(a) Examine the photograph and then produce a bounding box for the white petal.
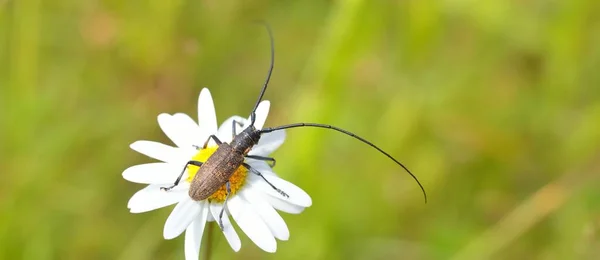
[173,113,208,147]
[247,101,270,130]
[262,195,306,214]
[248,130,285,156]
[209,202,241,251]
[228,196,277,253]
[197,88,218,139]
[130,140,186,163]
[164,197,202,239]
[216,115,247,143]
[241,189,289,241]
[184,203,209,260]
[248,175,312,207]
[158,113,200,149]
[127,184,188,213]
[122,163,182,184]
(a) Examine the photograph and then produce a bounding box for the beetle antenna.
[250,22,275,126]
[260,123,428,203]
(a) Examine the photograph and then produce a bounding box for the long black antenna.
[250,22,275,126]
[260,123,428,203]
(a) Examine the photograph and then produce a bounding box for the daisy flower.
[123,88,312,259]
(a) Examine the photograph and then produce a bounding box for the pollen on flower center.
[186,146,248,203]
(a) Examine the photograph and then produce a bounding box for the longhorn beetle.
[160,24,427,230]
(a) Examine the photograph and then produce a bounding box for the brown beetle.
[161,24,427,229]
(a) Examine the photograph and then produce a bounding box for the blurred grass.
[1,0,600,259]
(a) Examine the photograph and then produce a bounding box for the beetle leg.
[202,135,222,149]
[243,163,289,198]
[231,120,244,139]
[218,181,231,230]
[160,160,203,191]
[244,155,276,168]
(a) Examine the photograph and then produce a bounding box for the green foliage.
[1,0,600,259]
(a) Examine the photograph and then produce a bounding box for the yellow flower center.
[186,146,248,203]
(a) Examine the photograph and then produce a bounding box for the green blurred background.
[1,0,600,259]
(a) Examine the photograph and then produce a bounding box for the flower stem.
[204,222,214,260]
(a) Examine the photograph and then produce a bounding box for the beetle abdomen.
[188,143,245,201]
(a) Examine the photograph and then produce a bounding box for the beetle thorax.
[230,126,261,155]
